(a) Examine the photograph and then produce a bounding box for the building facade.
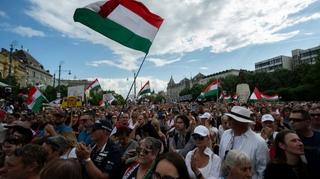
[0,48,52,88]
[166,70,240,102]
[255,55,292,72]
[166,76,191,102]
[292,45,320,68]
[60,79,92,88]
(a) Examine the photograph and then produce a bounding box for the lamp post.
[8,43,13,79]
[55,63,71,98]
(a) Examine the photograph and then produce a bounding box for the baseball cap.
[199,112,212,119]
[192,125,209,137]
[46,136,69,151]
[53,109,66,117]
[261,114,275,123]
[5,124,33,144]
[91,119,113,132]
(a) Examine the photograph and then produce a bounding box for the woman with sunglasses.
[185,125,221,179]
[122,137,162,179]
[153,152,190,179]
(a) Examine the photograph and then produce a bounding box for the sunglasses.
[136,147,153,155]
[152,172,179,179]
[192,134,205,141]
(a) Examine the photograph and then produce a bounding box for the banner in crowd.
[27,86,47,112]
[73,0,164,54]
[236,83,251,103]
[68,85,85,100]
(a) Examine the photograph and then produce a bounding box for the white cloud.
[304,32,313,36]
[86,59,138,71]
[187,59,200,63]
[148,58,181,67]
[25,0,320,70]
[0,10,7,18]
[12,26,45,37]
[88,76,168,97]
[200,67,208,70]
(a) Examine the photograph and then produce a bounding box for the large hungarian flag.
[249,87,279,101]
[138,81,151,96]
[27,86,46,112]
[86,79,101,92]
[202,80,220,97]
[73,0,164,54]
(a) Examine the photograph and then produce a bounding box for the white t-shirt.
[185,147,221,179]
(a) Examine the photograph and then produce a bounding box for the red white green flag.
[27,86,46,112]
[73,0,164,54]
[86,79,101,92]
[249,87,279,101]
[202,80,220,97]
[138,81,151,96]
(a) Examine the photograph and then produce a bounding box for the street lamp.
[8,41,18,83]
[54,62,71,98]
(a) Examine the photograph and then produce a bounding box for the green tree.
[44,86,57,101]
[221,75,239,93]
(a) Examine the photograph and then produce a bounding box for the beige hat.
[225,106,254,124]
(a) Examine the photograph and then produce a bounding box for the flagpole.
[121,53,148,109]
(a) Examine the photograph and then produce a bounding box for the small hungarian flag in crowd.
[202,80,220,97]
[138,81,151,96]
[86,79,101,92]
[27,86,46,112]
[73,0,164,54]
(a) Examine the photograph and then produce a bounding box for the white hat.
[192,125,209,137]
[261,114,274,123]
[199,112,212,119]
[225,106,254,124]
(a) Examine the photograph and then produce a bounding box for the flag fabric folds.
[202,80,220,98]
[73,0,164,54]
[86,79,101,92]
[249,87,279,101]
[138,81,151,96]
[27,86,46,112]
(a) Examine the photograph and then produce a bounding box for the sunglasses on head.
[192,134,205,141]
[136,146,152,155]
[152,172,179,179]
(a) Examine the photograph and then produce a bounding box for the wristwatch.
[85,158,91,162]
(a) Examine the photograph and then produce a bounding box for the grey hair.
[140,137,162,155]
[221,150,251,177]
[221,115,229,121]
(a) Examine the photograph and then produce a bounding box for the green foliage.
[44,86,57,101]
[178,58,320,101]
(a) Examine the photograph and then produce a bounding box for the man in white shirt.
[219,106,268,179]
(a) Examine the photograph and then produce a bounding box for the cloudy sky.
[1,0,320,97]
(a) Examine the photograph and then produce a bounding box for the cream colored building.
[0,48,52,88]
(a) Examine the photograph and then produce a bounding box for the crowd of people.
[0,100,319,179]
